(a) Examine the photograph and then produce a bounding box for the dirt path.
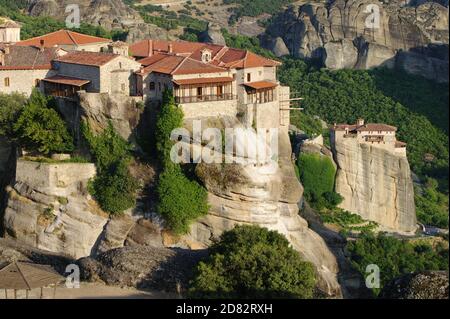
[0,282,179,299]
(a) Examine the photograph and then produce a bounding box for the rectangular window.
[149,82,155,91]
[121,83,126,91]
[247,73,251,82]
[4,77,10,87]
[35,79,40,87]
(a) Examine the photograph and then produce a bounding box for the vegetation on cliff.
[297,153,340,207]
[224,0,293,24]
[82,122,138,215]
[12,90,73,154]
[347,232,449,296]
[0,92,27,139]
[189,225,316,298]
[0,0,124,40]
[155,91,208,234]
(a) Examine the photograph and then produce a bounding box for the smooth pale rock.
[332,138,417,233]
[184,125,342,297]
[95,214,136,254]
[3,160,109,259]
[126,218,164,248]
[324,40,358,69]
[199,23,226,46]
[261,0,449,81]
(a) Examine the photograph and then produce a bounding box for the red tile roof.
[244,81,278,90]
[173,77,233,85]
[42,75,90,86]
[0,46,64,70]
[53,51,119,66]
[139,55,227,75]
[333,123,397,132]
[129,39,281,71]
[16,30,111,48]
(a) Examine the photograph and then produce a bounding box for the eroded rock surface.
[332,138,417,233]
[261,0,449,81]
[3,159,109,259]
[379,271,449,299]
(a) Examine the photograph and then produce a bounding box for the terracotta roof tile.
[42,75,90,86]
[53,51,119,66]
[16,30,111,48]
[0,45,64,70]
[244,81,278,90]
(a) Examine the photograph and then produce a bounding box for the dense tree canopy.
[278,58,449,183]
[347,232,449,296]
[0,92,27,139]
[13,90,73,154]
[189,225,316,298]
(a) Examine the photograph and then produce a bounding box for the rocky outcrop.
[3,159,109,259]
[199,22,226,46]
[261,0,449,82]
[379,271,449,299]
[332,138,417,233]
[27,0,170,41]
[78,245,207,293]
[179,118,342,297]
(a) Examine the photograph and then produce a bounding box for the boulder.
[379,271,449,299]
[199,23,226,46]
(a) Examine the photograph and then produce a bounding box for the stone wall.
[0,69,55,96]
[3,159,110,259]
[180,99,238,119]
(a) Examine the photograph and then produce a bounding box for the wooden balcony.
[175,93,236,104]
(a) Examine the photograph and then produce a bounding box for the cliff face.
[261,0,449,82]
[332,138,417,233]
[27,0,169,41]
[181,119,342,297]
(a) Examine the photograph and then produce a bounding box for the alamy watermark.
[65,4,80,29]
[364,4,380,29]
[169,120,279,167]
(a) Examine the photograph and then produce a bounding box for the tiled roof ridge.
[171,55,190,74]
[66,30,79,46]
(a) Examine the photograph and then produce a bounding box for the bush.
[82,121,138,215]
[415,177,449,228]
[156,169,209,234]
[155,90,184,170]
[13,90,73,154]
[89,160,139,215]
[189,225,316,298]
[346,232,449,296]
[0,92,27,139]
[82,121,131,172]
[297,153,336,201]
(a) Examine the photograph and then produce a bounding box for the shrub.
[346,232,449,296]
[189,225,316,298]
[89,160,139,215]
[0,92,27,139]
[297,153,336,201]
[82,121,131,172]
[13,90,73,154]
[155,90,184,170]
[415,177,449,228]
[82,121,138,215]
[157,169,208,234]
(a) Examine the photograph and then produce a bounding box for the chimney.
[148,39,153,57]
[357,118,364,126]
[168,43,173,54]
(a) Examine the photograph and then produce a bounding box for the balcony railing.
[175,93,236,104]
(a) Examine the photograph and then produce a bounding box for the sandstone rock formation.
[3,159,109,259]
[331,137,417,233]
[379,271,449,299]
[27,0,170,41]
[199,22,226,46]
[178,117,342,297]
[78,245,207,292]
[261,0,449,81]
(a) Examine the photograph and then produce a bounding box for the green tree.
[0,92,27,139]
[89,160,139,215]
[155,90,184,170]
[82,121,138,215]
[13,90,73,154]
[297,153,336,202]
[189,225,316,298]
[346,231,449,296]
[156,169,208,234]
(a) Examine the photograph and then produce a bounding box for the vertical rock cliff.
[332,138,417,233]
